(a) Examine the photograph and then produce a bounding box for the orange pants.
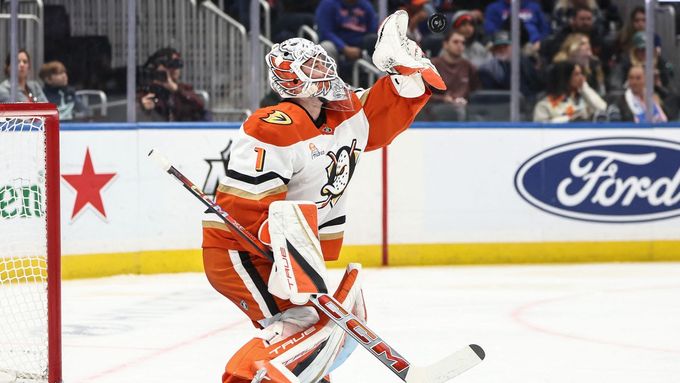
[203,247,299,327]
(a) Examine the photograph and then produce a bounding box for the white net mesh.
[0,116,49,382]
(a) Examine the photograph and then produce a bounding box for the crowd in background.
[0,47,208,122]
[1,0,678,123]
[226,0,679,123]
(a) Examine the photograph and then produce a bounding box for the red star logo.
[62,148,116,219]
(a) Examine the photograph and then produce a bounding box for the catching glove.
[372,10,446,91]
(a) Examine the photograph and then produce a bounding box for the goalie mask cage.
[0,104,61,383]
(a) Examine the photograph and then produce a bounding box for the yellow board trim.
[50,240,680,280]
[61,249,204,280]
[384,241,680,266]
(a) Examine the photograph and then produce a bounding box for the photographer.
[137,47,208,121]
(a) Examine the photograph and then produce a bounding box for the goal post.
[0,103,61,383]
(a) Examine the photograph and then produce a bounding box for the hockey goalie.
[201,10,444,383]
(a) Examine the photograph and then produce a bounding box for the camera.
[137,66,168,93]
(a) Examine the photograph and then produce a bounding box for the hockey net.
[0,104,61,383]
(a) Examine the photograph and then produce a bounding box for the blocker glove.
[372,10,446,91]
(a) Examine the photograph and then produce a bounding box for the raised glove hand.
[372,10,446,90]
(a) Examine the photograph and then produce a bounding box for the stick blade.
[404,344,485,383]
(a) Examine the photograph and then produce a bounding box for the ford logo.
[514,137,680,223]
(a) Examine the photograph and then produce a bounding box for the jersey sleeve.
[361,75,431,152]
[202,128,294,254]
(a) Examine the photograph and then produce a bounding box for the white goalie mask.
[266,38,352,108]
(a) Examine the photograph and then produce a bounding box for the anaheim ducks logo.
[318,139,360,208]
[261,110,292,125]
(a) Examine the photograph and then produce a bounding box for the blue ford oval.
[514,137,680,223]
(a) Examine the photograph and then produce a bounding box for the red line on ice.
[511,284,680,354]
[75,319,243,382]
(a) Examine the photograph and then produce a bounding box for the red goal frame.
[0,103,62,383]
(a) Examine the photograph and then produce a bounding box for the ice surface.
[62,263,680,382]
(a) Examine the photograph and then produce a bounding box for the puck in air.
[427,13,447,34]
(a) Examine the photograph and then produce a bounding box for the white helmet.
[266,38,349,102]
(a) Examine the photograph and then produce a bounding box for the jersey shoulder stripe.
[244,102,320,147]
[227,168,290,185]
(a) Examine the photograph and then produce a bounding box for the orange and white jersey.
[202,75,430,261]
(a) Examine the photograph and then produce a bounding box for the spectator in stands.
[427,30,480,120]
[451,10,490,68]
[616,6,661,58]
[477,31,511,90]
[613,65,668,123]
[484,0,551,56]
[316,0,378,63]
[39,61,89,121]
[137,48,208,122]
[541,6,605,64]
[551,0,607,34]
[0,49,47,103]
[552,33,605,95]
[607,32,674,99]
[533,61,606,122]
[477,30,543,98]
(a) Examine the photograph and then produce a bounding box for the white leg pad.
[268,201,329,305]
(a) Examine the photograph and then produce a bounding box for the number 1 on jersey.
[254,147,266,172]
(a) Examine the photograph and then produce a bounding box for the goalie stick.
[148,149,485,382]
